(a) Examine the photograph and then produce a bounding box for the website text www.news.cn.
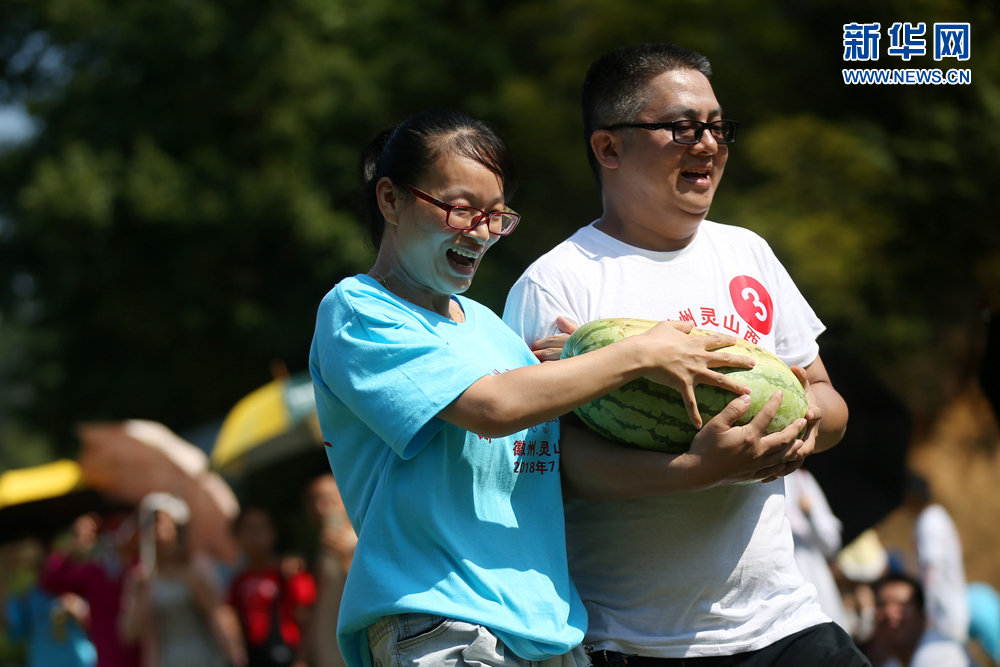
[842,68,972,85]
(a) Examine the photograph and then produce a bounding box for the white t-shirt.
[502,220,830,658]
[916,504,969,642]
[784,469,850,631]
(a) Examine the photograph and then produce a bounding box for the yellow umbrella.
[0,460,105,542]
[211,372,322,476]
[0,460,84,509]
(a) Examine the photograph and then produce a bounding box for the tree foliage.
[0,0,997,461]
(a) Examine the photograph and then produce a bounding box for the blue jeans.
[367,614,587,667]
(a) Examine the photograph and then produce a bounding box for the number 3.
[741,287,768,322]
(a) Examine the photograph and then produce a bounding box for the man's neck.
[595,206,702,252]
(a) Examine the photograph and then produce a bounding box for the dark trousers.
[588,623,872,667]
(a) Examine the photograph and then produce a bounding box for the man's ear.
[375,177,401,226]
[590,130,623,171]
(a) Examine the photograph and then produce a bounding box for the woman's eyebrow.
[441,188,504,208]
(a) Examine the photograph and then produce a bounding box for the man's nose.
[691,128,720,154]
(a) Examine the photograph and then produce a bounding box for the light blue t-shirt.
[5,588,98,667]
[309,275,586,667]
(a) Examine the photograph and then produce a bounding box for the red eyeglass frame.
[403,183,520,236]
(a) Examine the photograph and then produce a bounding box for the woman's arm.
[439,320,754,438]
[119,570,146,643]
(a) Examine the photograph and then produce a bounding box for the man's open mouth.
[681,167,711,184]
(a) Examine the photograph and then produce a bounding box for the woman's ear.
[590,130,622,170]
[375,177,401,227]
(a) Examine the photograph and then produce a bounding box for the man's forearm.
[812,380,848,452]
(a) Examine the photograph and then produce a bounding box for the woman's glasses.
[404,184,520,236]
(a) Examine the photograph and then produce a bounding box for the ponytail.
[358,126,397,249]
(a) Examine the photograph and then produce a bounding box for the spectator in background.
[904,472,969,642]
[302,474,354,667]
[874,574,968,667]
[40,513,140,667]
[967,581,1000,666]
[230,507,317,667]
[785,467,850,631]
[837,529,891,647]
[119,496,245,667]
[1,537,97,667]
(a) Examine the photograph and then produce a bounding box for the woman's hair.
[358,109,517,248]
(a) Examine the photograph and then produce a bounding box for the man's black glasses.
[603,119,739,145]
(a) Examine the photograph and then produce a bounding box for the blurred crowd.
[786,468,999,667]
[3,466,999,667]
[0,474,356,667]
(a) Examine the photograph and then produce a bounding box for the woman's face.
[385,153,505,299]
[153,511,179,550]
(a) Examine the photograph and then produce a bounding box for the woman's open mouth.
[447,247,479,272]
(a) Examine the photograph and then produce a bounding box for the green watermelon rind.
[561,318,809,454]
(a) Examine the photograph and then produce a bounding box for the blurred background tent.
[0,0,997,579]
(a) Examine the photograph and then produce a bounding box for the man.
[903,473,968,643]
[503,43,861,664]
[874,575,969,667]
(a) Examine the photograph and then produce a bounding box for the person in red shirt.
[230,507,317,667]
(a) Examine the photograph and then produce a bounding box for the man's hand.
[530,316,579,362]
[686,390,808,489]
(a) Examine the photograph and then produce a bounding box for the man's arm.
[560,391,808,500]
[799,354,849,453]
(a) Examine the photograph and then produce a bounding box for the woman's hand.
[530,317,579,362]
[636,321,755,428]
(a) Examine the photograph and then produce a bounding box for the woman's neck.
[368,264,459,321]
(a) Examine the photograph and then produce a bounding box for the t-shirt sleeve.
[759,240,825,368]
[313,291,494,459]
[503,275,578,347]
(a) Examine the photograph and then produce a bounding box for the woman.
[120,498,245,667]
[309,109,779,667]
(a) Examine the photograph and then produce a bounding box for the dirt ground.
[877,383,1000,589]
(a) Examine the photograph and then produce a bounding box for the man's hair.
[581,43,712,182]
[874,573,926,612]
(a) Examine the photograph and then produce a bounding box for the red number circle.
[729,275,773,335]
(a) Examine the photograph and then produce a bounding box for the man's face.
[616,68,728,223]
[875,580,925,651]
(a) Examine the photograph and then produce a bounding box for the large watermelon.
[561,318,808,454]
